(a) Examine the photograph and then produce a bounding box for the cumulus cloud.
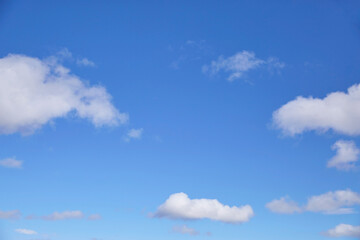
[305,190,360,214]
[0,210,21,219]
[76,58,95,67]
[153,192,254,224]
[202,50,284,82]
[324,224,360,238]
[273,83,360,136]
[15,229,37,235]
[0,157,23,169]
[0,54,128,135]
[265,197,302,214]
[267,190,360,215]
[172,225,199,236]
[42,211,84,221]
[328,140,360,170]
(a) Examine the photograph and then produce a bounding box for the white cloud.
[265,197,302,214]
[325,224,360,238]
[0,157,22,169]
[172,225,199,236]
[77,58,95,67]
[15,229,37,235]
[0,210,21,219]
[42,210,84,221]
[124,128,143,141]
[305,190,360,214]
[88,214,102,220]
[0,54,128,135]
[267,190,360,215]
[153,192,254,224]
[273,83,360,136]
[202,50,284,82]
[328,140,360,170]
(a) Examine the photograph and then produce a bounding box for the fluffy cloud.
[305,190,360,214]
[0,157,23,169]
[153,192,254,224]
[172,225,199,236]
[265,197,302,214]
[15,229,37,235]
[273,83,360,136]
[202,50,284,82]
[0,54,128,135]
[324,224,360,238]
[42,210,84,221]
[267,190,360,215]
[328,140,360,170]
[0,210,21,219]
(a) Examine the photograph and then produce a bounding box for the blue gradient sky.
[0,1,360,240]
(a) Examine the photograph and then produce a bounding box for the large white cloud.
[273,83,360,136]
[305,190,360,214]
[325,224,360,238]
[0,54,128,135]
[153,192,254,224]
[267,190,360,215]
[328,140,360,170]
[202,51,284,82]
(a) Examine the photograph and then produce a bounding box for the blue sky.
[0,0,360,239]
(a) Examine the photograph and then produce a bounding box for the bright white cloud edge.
[0,53,128,135]
[273,83,360,136]
[154,192,254,224]
[324,224,360,238]
[328,140,359,170]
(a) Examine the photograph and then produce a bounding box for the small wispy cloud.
[202,50,284,82]
[0,210,21,220]
[77,58,95,67]
[172,225,199,236]
[88,214,102,220]
[15,229,37,235]
[124,128,144,141]
[42,211,84,221]
[0,157,23,169]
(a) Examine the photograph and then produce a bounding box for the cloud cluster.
[0,157,23,169]
[328,140,359,170]
[267,190,360,215]
[202,50,284,81]
[0,54,128,135]
[273,83,360,136]
[154,192,254,224]
[324,224,360,238]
